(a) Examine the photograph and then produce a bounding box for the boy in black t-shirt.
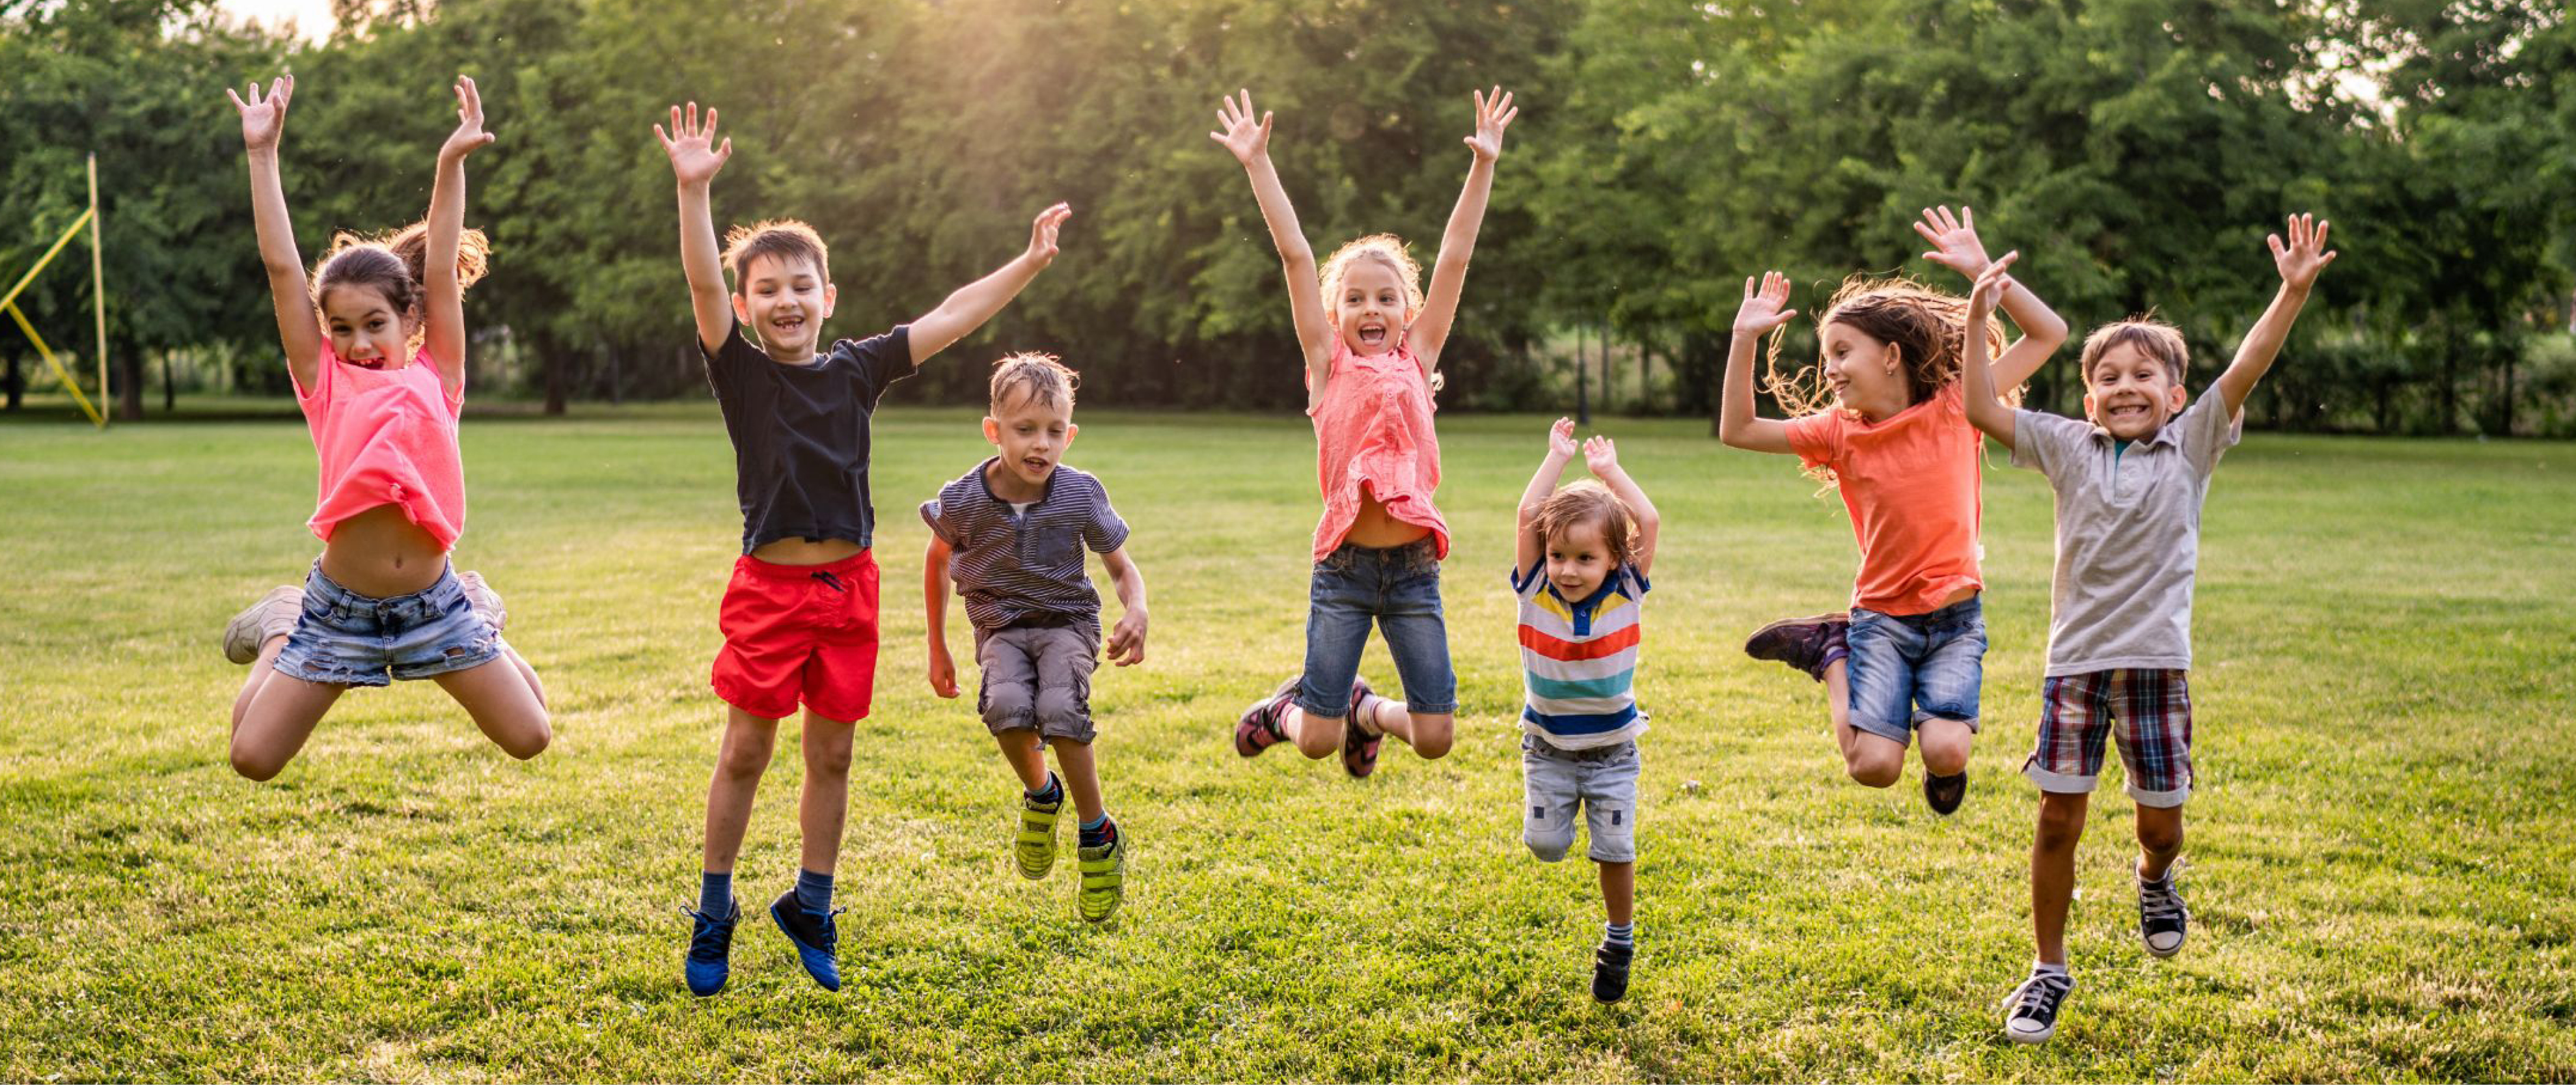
[656,102,1070,997]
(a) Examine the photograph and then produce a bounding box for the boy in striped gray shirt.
[924,353,1148,923]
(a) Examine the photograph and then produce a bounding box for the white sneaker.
[455,570,508,632]
[221,585,304,665]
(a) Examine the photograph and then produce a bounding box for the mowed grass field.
[2,401,2572,1082]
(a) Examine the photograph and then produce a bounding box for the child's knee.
[2035,795,2088,849]
[1292,715,1339,760]
[2135,814,2184,856]
[228,743,284,782]
[1844,748,1903,788]
[500,717,551,760]
[1409,713,1455,760]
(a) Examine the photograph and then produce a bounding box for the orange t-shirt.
[1782,381,1982,616]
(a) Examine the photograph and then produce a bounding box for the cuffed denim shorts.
[1522,735,1639,864]
[273,562,504,687]
[1844,596,1986,745]
[1297,538,1457,717]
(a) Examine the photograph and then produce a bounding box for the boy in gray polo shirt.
[1960,216,2337,1043]
[924,353,1148,924]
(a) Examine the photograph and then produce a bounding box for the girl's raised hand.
[1966,250,2019,331]
[1582,434,1620,474]
[1913,204,1993,279]
[439,75,496,162]
[226,76,293,152]
[1026,202,1073,268]
[2269,213,2337,292]
[655,102,732,186]
[1464,86,1518,162]
[1209,90,1272,165]
[1733,271,1798,337]
[1548,416,1578,460]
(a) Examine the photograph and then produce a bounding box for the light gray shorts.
[975,620,1100,743]
[1521,734,1639,864]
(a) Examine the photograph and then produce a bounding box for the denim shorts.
[1844,596,1986,745]
[273,562,504,687]
[1297,538,1457,717]
[1522,735,1639,864]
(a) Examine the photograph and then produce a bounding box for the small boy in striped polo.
[1512,418,1661,1003]
[924,353,1149,923]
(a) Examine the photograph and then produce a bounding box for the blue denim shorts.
[273,562,504,687]
[1844,596,1986,745]
[1298,539,1457,717]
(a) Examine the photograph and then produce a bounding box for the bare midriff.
[1935,585,1979,610]
[750,536,866,566]
[318,504,448,597]
[1341,484,1432,550]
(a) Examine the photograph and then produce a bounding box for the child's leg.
[1599,860,1635,926]
[2031,790,2090,964]
[1836,611,1917,787]
[798,709,857,877]
[994,732,1050,791]
[981,629,1048,787]
[2109,668,2194,881]
[230,634,292,734]
[1910,603,1988,778]
[1824,657,1904,786]
[2135,803,2184,881]
[230,653,346,781]
[1282,564,1374,760]
[1048,737,1106,825]
[1373,552,1457,760]
[701,706,779,874]
[432,655,551,760]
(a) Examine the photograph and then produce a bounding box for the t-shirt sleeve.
[1623,565,1652,599]
[2010,409,2084,476]
[920,497,960,547]
[831,325,916,408]
[2179,391,2245,477]
[1783,410,1844,471]
[1082,480,1131,554]
[699,318,761,401]
[1509,560,1547,597]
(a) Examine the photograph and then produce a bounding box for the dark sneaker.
[1339,678,1382,778]
[1744,612,1849,682]
[2001,968,2073,1044]
[681,900,738,997]
[1235,676,1299,758]
[769,889,845,991]
[1923,770,1968,816]
[1591,941,1633,1003]
[221,584,304,665]
[2138,872,2188,957]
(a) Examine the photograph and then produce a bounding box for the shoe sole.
[1999,989,2058,1044]
[1742,612,1844,661]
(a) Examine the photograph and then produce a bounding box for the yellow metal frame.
[1,155,107,427]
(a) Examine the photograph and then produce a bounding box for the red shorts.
[711,549,879,722]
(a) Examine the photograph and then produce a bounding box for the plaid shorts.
[2023,669,2193,807]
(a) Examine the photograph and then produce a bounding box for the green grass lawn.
[2,403,2571,1081]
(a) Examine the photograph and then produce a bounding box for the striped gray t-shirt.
[921,460,1130,632]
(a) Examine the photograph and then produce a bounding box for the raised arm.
[2213,213,2336,419]
[424,76,496,392]
[1913,205,2068,389]
[226,77,320,389]
[1211,90,1334,376]
[925,534,959,698]
[1101,547,1149,667]
[1959,252,2021,450]
[1410,87,1518,370]
[1516,418,1579,575]
[1582,435,1661,578]
[656,102,737,355]
[1719,272,1800,455]
[906,202,1069,366]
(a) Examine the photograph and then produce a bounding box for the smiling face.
[1818,319,1911,420]
[981,385,1077,499]
[2083,342,2189,440]
[1544,517,1617,599]
[1330,258,1410,357]
[320,284,414,368]
[731,253,837,361]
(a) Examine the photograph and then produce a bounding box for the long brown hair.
[310,221,490,348]
[1764,274,2017,486]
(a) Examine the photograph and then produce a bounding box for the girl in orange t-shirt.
[1718,208,2067,816]
[1209,87,1516,778]
[216,76,549,782]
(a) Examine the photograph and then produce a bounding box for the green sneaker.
[1016,775,1062,880]
[1076,822,1125,924]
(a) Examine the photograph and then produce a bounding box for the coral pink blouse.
[292,343,468,551]
[1307,338,1449,564]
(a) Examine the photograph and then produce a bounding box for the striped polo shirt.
[921,460,1129,633]
[1514,562,1651,750]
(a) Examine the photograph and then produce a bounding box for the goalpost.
[0,154,108,428]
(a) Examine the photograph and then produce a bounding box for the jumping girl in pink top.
[1214,87,1516,778]
[217,75,550,780]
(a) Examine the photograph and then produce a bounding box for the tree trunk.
[541,333,568,416]
[5,350,20,411]
[115,346,142,422]
[1575,325,1589,426]
[163,350,175,413]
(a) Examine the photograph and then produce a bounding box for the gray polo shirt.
[921,460,1130,633]
[2010,393,2242,676]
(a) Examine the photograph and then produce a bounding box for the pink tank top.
[1306,338,1448,563]
[292,343,467,551]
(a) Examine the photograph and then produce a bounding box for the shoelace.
[2015,974,2071,1017]
[2140,879,2185,924]
[681,905,732,959]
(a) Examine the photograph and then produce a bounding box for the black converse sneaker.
[2138,870,2189,957]
[2001,968,2073,1044]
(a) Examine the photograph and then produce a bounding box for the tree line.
[5,0,2571,433]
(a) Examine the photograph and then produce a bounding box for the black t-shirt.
[702,320,914,553]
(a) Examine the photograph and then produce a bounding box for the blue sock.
[1027,773,1063,806]
[794,868,833,913]
[698,871,733,917]
[1079,813,1112,847]
[1605,921,1634,948]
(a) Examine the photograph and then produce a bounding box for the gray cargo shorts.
[976,620,1100,743]
[1521,734,1639,864]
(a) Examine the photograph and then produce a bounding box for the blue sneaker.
[769,888,845,991]
[681,901,737,997]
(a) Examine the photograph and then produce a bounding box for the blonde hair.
[2079,316,2190,384]
[310,222,489,349]
[1317,234,1443,392]
[721,219,829,294]
[989,351,1078,412]
[1765,273,2018,486]
[1533,480,1638,568]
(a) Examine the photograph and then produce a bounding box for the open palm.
[1913,205,1992,279]
[1734,271,1798,336]
[1209,90,1272,165]
[1464,86,1518,161]
[655,102,732,185]
[226,77,292,152]
[439,76,495,161]
[2269,213,2337,291]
